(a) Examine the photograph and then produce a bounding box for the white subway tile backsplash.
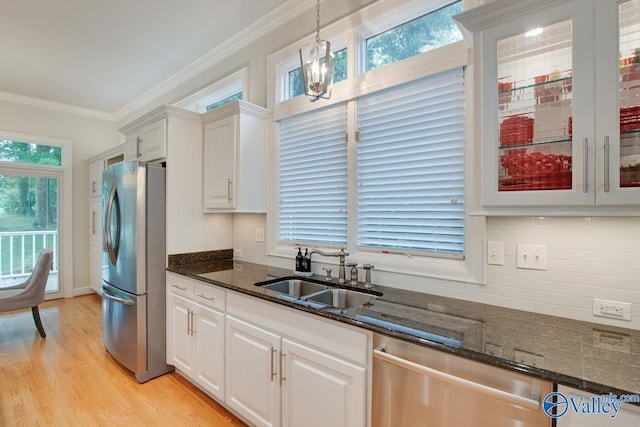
[486,216,640,330]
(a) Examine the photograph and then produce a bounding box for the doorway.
[0,135,72,300]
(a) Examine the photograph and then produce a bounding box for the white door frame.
[0,130,73,299]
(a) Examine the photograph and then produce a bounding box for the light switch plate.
[487,241,504,265]
[516,244,547,270]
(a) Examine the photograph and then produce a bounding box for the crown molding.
[0,90,116,122]
[114,0,316,122]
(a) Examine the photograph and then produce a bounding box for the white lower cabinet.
[226,315,281,427]
[281,338,366,427]
[166,274,225,401]
[166,273,370,427]
[225,292,369,427]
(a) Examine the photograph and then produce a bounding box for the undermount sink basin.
[255,277,380,310]
[305,288,377,309]
[258,279,329,298]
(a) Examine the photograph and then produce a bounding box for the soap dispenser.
[295,248,303,272]
[301,248,310,272]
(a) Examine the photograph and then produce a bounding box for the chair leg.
[31,306,46,338]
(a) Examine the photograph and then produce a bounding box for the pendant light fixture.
[299,0,336,102]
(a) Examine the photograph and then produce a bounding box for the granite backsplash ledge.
[167,249,233,267]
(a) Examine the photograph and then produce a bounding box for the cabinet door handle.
[603,136,610,193]
[190,311,196,337]
[196,292,215,301]
[92,180,97,194]
[227,178,233,203]
[92,210,97,234]
[583,138,588,193]
[270,347,277,382]
[279,352,286,386]
[186,309,191,336]
[136,136,142,158]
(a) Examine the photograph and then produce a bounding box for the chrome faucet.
[308,248,350,284]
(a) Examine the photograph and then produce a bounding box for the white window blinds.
[278,104,348,244]
[357,67,466,257]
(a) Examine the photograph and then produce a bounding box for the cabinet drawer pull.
[583,138,588,193]
[270,347,277,382]
[227,178,233,203]
[279,352,286,386]
[603,136,610,193]
[171,284,187,291]
[196,292,215,301]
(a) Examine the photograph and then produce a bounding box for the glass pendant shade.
[300,40,336,102]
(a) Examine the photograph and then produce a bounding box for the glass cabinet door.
[619,0,640,189]
[496,20,573,192]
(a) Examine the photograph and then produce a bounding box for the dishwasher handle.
[373,348,540,411]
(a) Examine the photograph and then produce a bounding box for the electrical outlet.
[593,298,632,321]
[516,244,547,270]
[255,228,265,242]
[592,330,631,353]
[234,248,243,258]
[487,241,504,265]
[514,349,544,368]
[485,343,502,357]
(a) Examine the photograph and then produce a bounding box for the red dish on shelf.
[620,106,640,132]
[499,150,572,191]
[499,115,534,146]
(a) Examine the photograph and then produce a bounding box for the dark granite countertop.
[167,259,640,401]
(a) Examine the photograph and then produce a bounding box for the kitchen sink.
[255,277,380,310]
[305,288,377,309]
[259,279,329,298]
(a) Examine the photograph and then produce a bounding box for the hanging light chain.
[315,0,321,44]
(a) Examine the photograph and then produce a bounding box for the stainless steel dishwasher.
[372,333,552,427]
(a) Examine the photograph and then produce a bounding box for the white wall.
[0,99,119,295]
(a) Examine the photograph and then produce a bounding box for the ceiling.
[0,0,290,115]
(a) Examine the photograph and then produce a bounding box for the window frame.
[266,0,484,285]
[173,67,248,113]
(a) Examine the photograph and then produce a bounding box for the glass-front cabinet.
[457,0,640,209]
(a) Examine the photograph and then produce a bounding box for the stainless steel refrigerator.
[101,161,172,383]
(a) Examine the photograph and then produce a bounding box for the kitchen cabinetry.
[456,0,640,211]
[88,160,103,197]
[202,100,270,212]
[86,145,124,294]
[166,273,226,401]
[555,385,640,426]
[225,292,368,427]
[124,118,167,162]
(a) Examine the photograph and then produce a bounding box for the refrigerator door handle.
[102,289,135,306]
[104,184,121,265]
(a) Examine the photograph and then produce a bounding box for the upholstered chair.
[0,249,54,338]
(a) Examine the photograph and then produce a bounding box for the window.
[366,1,463,71]
[205,91,243,111]
[278,104,348,244]
[357,68,465,256]
[174,67,248,113]
[287,48,348,99]
[0,139,62,166]
[268,0,477,280]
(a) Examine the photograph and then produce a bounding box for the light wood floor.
[0,294,246,426]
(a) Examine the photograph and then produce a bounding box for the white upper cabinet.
[456,0,640,212]
[120,106,201,164]
[124,118,167,163]
[202,100,270,213]
[88,160,104,197]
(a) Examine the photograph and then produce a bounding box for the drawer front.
[166,273,195,299]
[195,282,225,311]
